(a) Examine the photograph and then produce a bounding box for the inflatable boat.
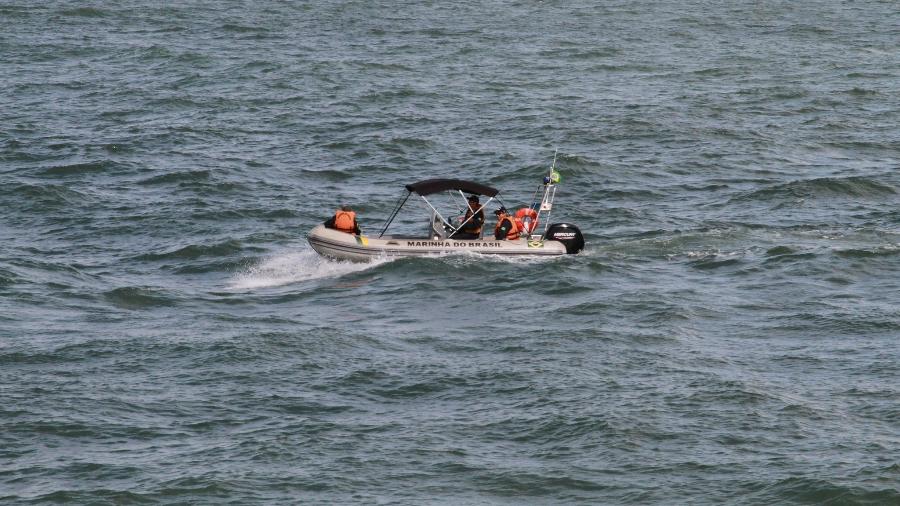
[308,162,584,262]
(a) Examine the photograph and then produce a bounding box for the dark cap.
[340,204,352,211]
[494,206,507,215]
[467,194,479,201]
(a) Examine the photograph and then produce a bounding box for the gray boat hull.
[307,225,567,262]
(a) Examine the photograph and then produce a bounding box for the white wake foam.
[440,249,568,266]
[227,249,390,290]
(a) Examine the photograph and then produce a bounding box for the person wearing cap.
[493,207,520,241]
[452,194,485,239]
[324,204,362,235]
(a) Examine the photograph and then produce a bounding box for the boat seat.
[429,214,445,240]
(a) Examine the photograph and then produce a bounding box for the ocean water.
[2,1,899,504]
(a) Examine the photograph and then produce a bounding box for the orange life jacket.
[334,210,356,233]
[495,213,520,241]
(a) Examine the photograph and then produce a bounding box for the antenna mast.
[536,149,560,238]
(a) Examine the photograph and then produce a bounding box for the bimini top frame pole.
[417,194,452,232]
[378,191,411,238]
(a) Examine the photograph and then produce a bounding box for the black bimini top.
[405,178,499,197]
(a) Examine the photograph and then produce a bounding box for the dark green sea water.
[2,1,899,504]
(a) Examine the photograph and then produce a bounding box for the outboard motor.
[544,223,585,254]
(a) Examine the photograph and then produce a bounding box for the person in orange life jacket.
[453,194,485,239]
[324,204,361,234]
[493,207,520,240]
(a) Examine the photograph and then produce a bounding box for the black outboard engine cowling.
[544,223,585,254]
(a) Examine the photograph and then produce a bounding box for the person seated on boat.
[493,207,520,241]
[452,194,485,239]
[324,205,361,235]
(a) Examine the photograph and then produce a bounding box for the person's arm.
[324,216,336,229]
[473,211,484,228]
[495,218,512,240]
[462,212,483,233]
[353,219,362,235]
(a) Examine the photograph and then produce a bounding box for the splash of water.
[227,249,390,290]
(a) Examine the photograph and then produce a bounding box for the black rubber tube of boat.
[379,191,411,237]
